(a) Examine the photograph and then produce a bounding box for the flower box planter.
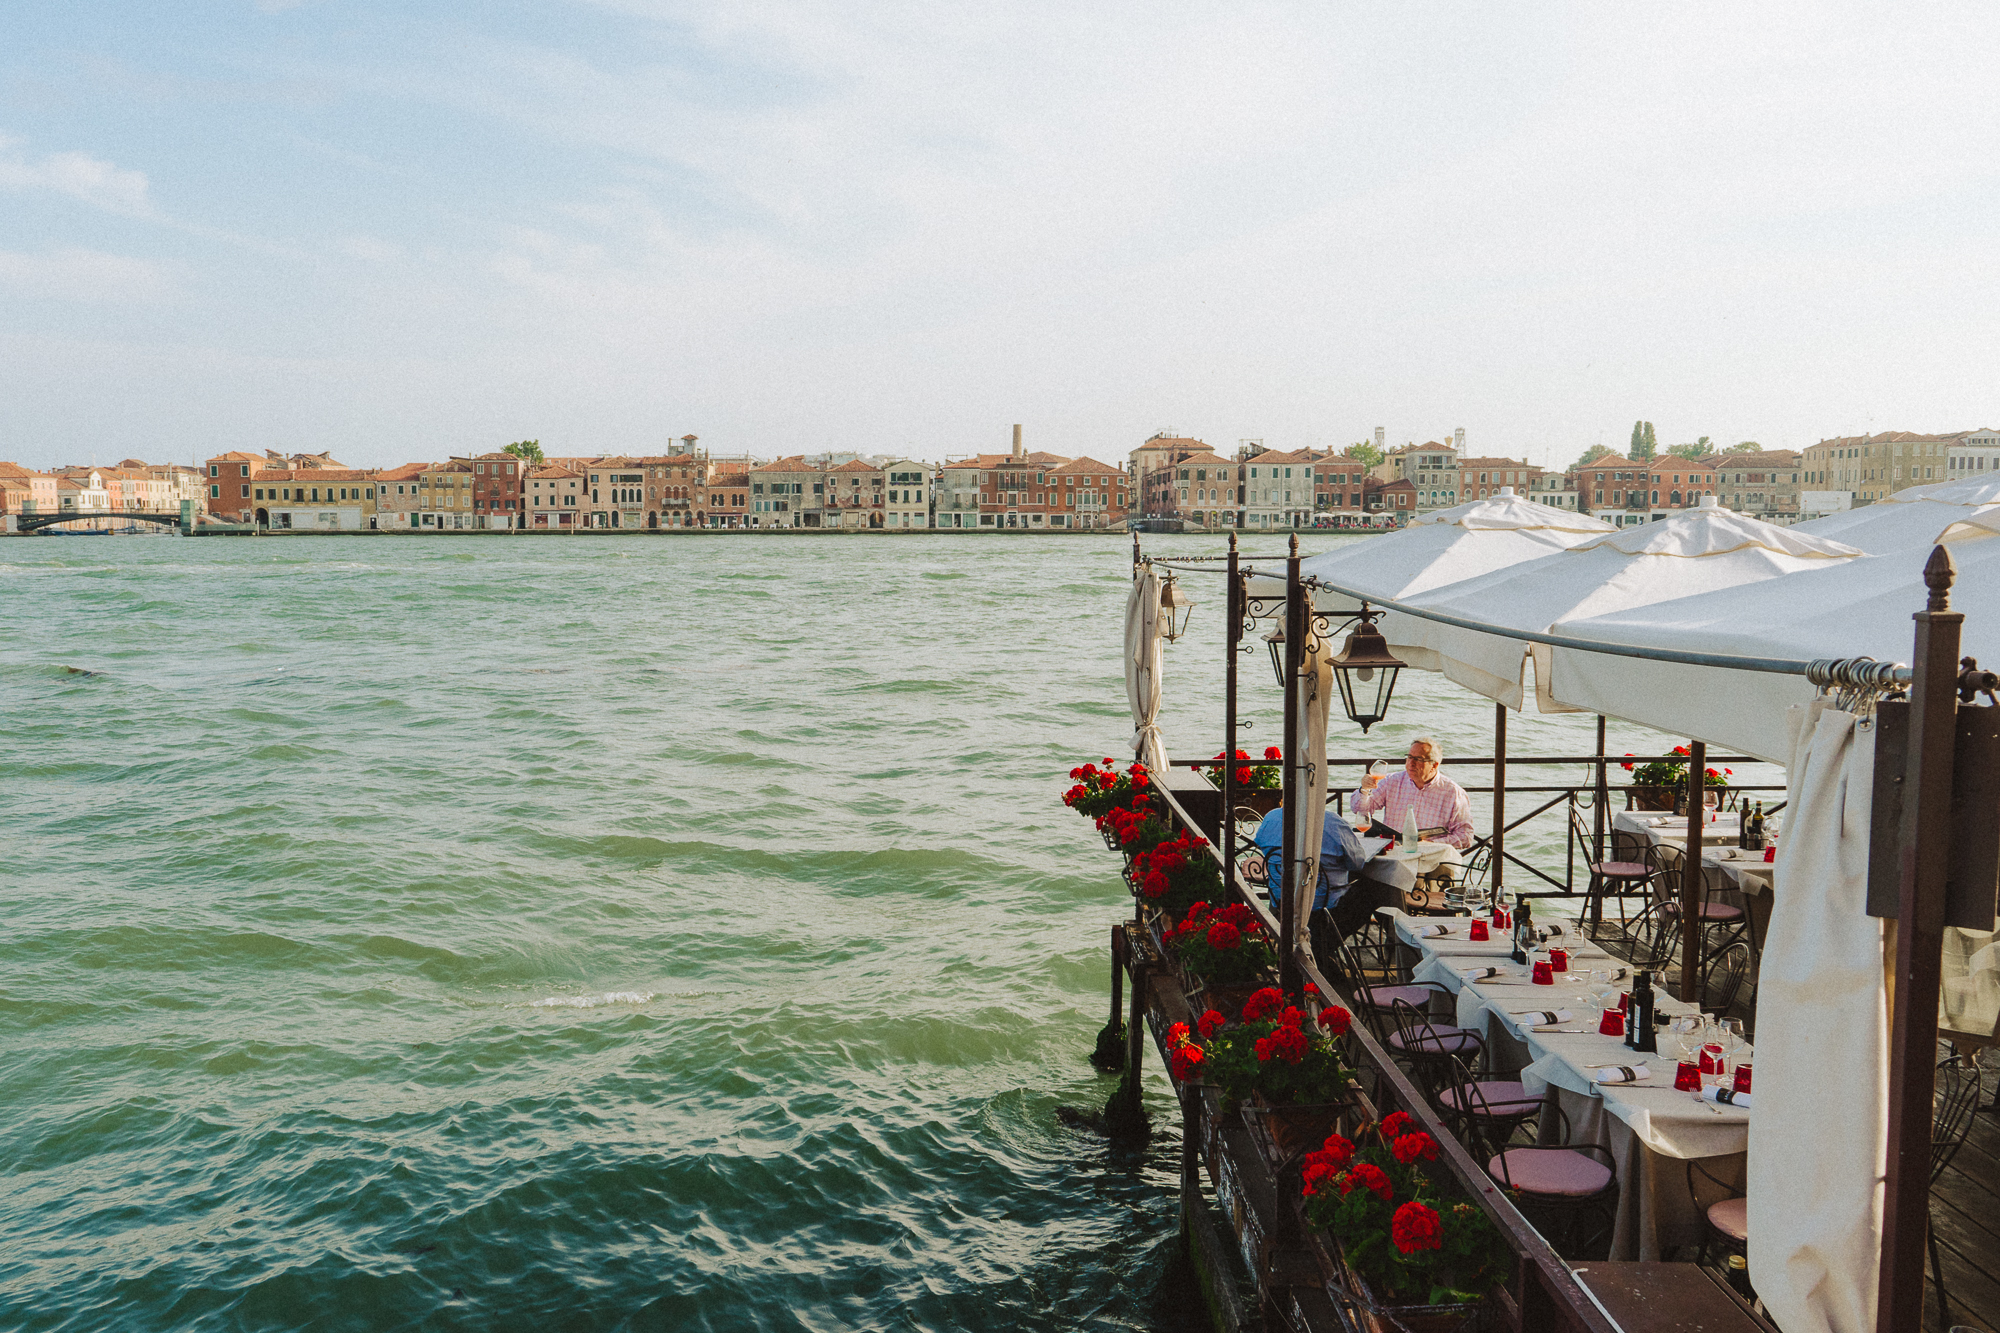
[1629,785,1678,812]
[1251,1094,1350,1156]
[1329,1241,1484,1333]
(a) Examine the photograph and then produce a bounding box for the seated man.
[1251,806,1381,962]
[1351,736,1475,850]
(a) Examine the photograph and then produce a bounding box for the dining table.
[1380,907,1750,1261]
[1611,810,1778,950]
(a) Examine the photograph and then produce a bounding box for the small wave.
[528,991,658,1009]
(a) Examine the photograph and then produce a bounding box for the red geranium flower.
[1141,869,1168,897]
[1206,921,1241,950]
[1234,749,1249,760]
[1301,1159,1339,1196]
[1196,1009,1226,1039]
[1341,1162,1394,1201]
[1258,1025,1309,1065]
[1236,767,1253,784]
[1309,1133,1356,1171]
[1316,1005,1352,1036]
[1165,1021,1191,1047]
[1390,1131,1439,1164]
[1241,987,1284,1022]
[1264,746,1281,760]
[1391,1200,1444,1254]
[1170,1044,1205,1082]
[1379,1111,1415,1139]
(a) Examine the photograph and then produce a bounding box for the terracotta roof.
[529,465,579,478]
[1712,451,1800,467]
[1454,457,1539,471]
[751,455,815,472]
[828,458,881,473]
[0,462,46,479]
[378,462,428,480]
[1051,456,1123,474]
[208,451,263,462]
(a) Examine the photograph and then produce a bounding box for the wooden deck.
[1929,1052,2000,1333]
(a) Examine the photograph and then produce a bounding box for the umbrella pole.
[1224,534,1238,892]
[1492,703,1507,899]
[1280,536,1302,997]
[1679,740,1706,1002]
[1876,546,1962,1333]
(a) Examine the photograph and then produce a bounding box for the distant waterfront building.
[374,462,428,529]
[1800,431,1959,507]
[1373,439,1462,511]
[1711,450,1802,520]
[1312,455,1371,515]
[204,451,380,529]
[412,459,475,530]
[1131,432,1215,525]
[749,456,817,529]
[1239,448,1317,529]
[880,458,930,529]
[1455,457,1544,503]
[0,462,61,522]
[706,470,750,527]
[1049,456,1127,529]
[526,464,583,528]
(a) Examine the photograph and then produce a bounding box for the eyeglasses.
[1405,753,1438,766]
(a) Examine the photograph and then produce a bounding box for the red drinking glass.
[1733,1063,1752,1094]
[1674,1061,1703,1092]
[1549,948,1569,972]
[1699,1043,1725,1076]
[1531,961,1554,985]
[1469,920,1489,941]
[1598,1008,1624,1037]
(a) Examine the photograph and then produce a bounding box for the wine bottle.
[1401,805,1421,850]
[1625,970,1658,1053]
[1510,895,1534,965]
[1750,802,1767,851]
[1737,802,1750,850]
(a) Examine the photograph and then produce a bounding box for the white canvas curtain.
[1125,567,1170,775]
[1748,701,1887,1333]
[1288,626,1335,947]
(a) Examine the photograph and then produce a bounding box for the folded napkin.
[1702,1086,1752,1108]
[1409,924,1453,939]
[1516,1009,1575,1025]
[1594,1064,1653,1084]
[1460,966,1500,980]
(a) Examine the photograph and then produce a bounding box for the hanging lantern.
[1329,613,1404,733]
[1158,576,1196,642]
[1263,624,1287,689]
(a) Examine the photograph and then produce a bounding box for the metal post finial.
[1228,530,1237,552]
[1288,532,1299,557]
[1924,545,1955,612]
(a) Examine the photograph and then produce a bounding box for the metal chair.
[1702,942,1754,1022]
[1328,932,1448,1048]
[1485,1105,1619,1259]
[1433,1053,1543,1163]
[1930,1050,1985,1326]
[1684,1157,1747,1269]
[1569,805,1656,935]
[1385,997,1487,1100]
[1633,844,1752,973]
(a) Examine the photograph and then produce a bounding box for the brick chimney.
[1012,424,1024,460]
[1453,427,1465,452]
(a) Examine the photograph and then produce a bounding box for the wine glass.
[1720,1017,1748,1069]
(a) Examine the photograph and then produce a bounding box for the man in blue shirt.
[1253,807,1378,963]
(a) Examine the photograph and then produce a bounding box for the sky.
[3,3,1999,471]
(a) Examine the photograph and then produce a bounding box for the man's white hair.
[1410,736,1443,762]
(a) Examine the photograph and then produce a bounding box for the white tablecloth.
[1360,839,1462,894]
[1382,907,1750,1259]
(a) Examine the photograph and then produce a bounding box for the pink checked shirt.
[1352,769,1475,849]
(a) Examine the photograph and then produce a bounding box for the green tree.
[1351,442,1384,467]
[1573,443,1618,469]
[504,440,545,463]
[1631,422,1657,461]
[1668,438,1715,460]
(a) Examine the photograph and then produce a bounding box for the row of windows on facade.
[210,483,376,502]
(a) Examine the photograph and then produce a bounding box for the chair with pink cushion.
[1433,1054,1544,1161]
[1684,1156,1747,1270]
[1385,998,1487,1100]
[1569,806,1656,936]
[1486,1118,1618,1258]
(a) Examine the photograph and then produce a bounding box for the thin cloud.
[0,248,172,302]
[0,135,155,217]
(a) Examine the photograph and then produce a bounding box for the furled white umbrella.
[1390,497,1862,714]
[1245,491,1615,667]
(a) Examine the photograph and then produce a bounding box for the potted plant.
[1202,747,1284,815]
[1062,759,1172,855]
[1162,900,1277,1015]
[1128,829,1222,924]
[1621,747,1732,811]
[1199,986,1358,1152]
[1300,1112,1511,1331]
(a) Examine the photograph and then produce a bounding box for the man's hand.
[1360,774,1382,791]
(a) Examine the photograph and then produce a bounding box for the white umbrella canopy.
[1393,497,1863,714]
[1547,522,2000,761]
[1244,491,1614,668]
[1790,473,2000,553]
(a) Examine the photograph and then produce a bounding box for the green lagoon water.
[0,532,1720,1332]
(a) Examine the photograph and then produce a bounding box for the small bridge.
[18,511,189,534]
